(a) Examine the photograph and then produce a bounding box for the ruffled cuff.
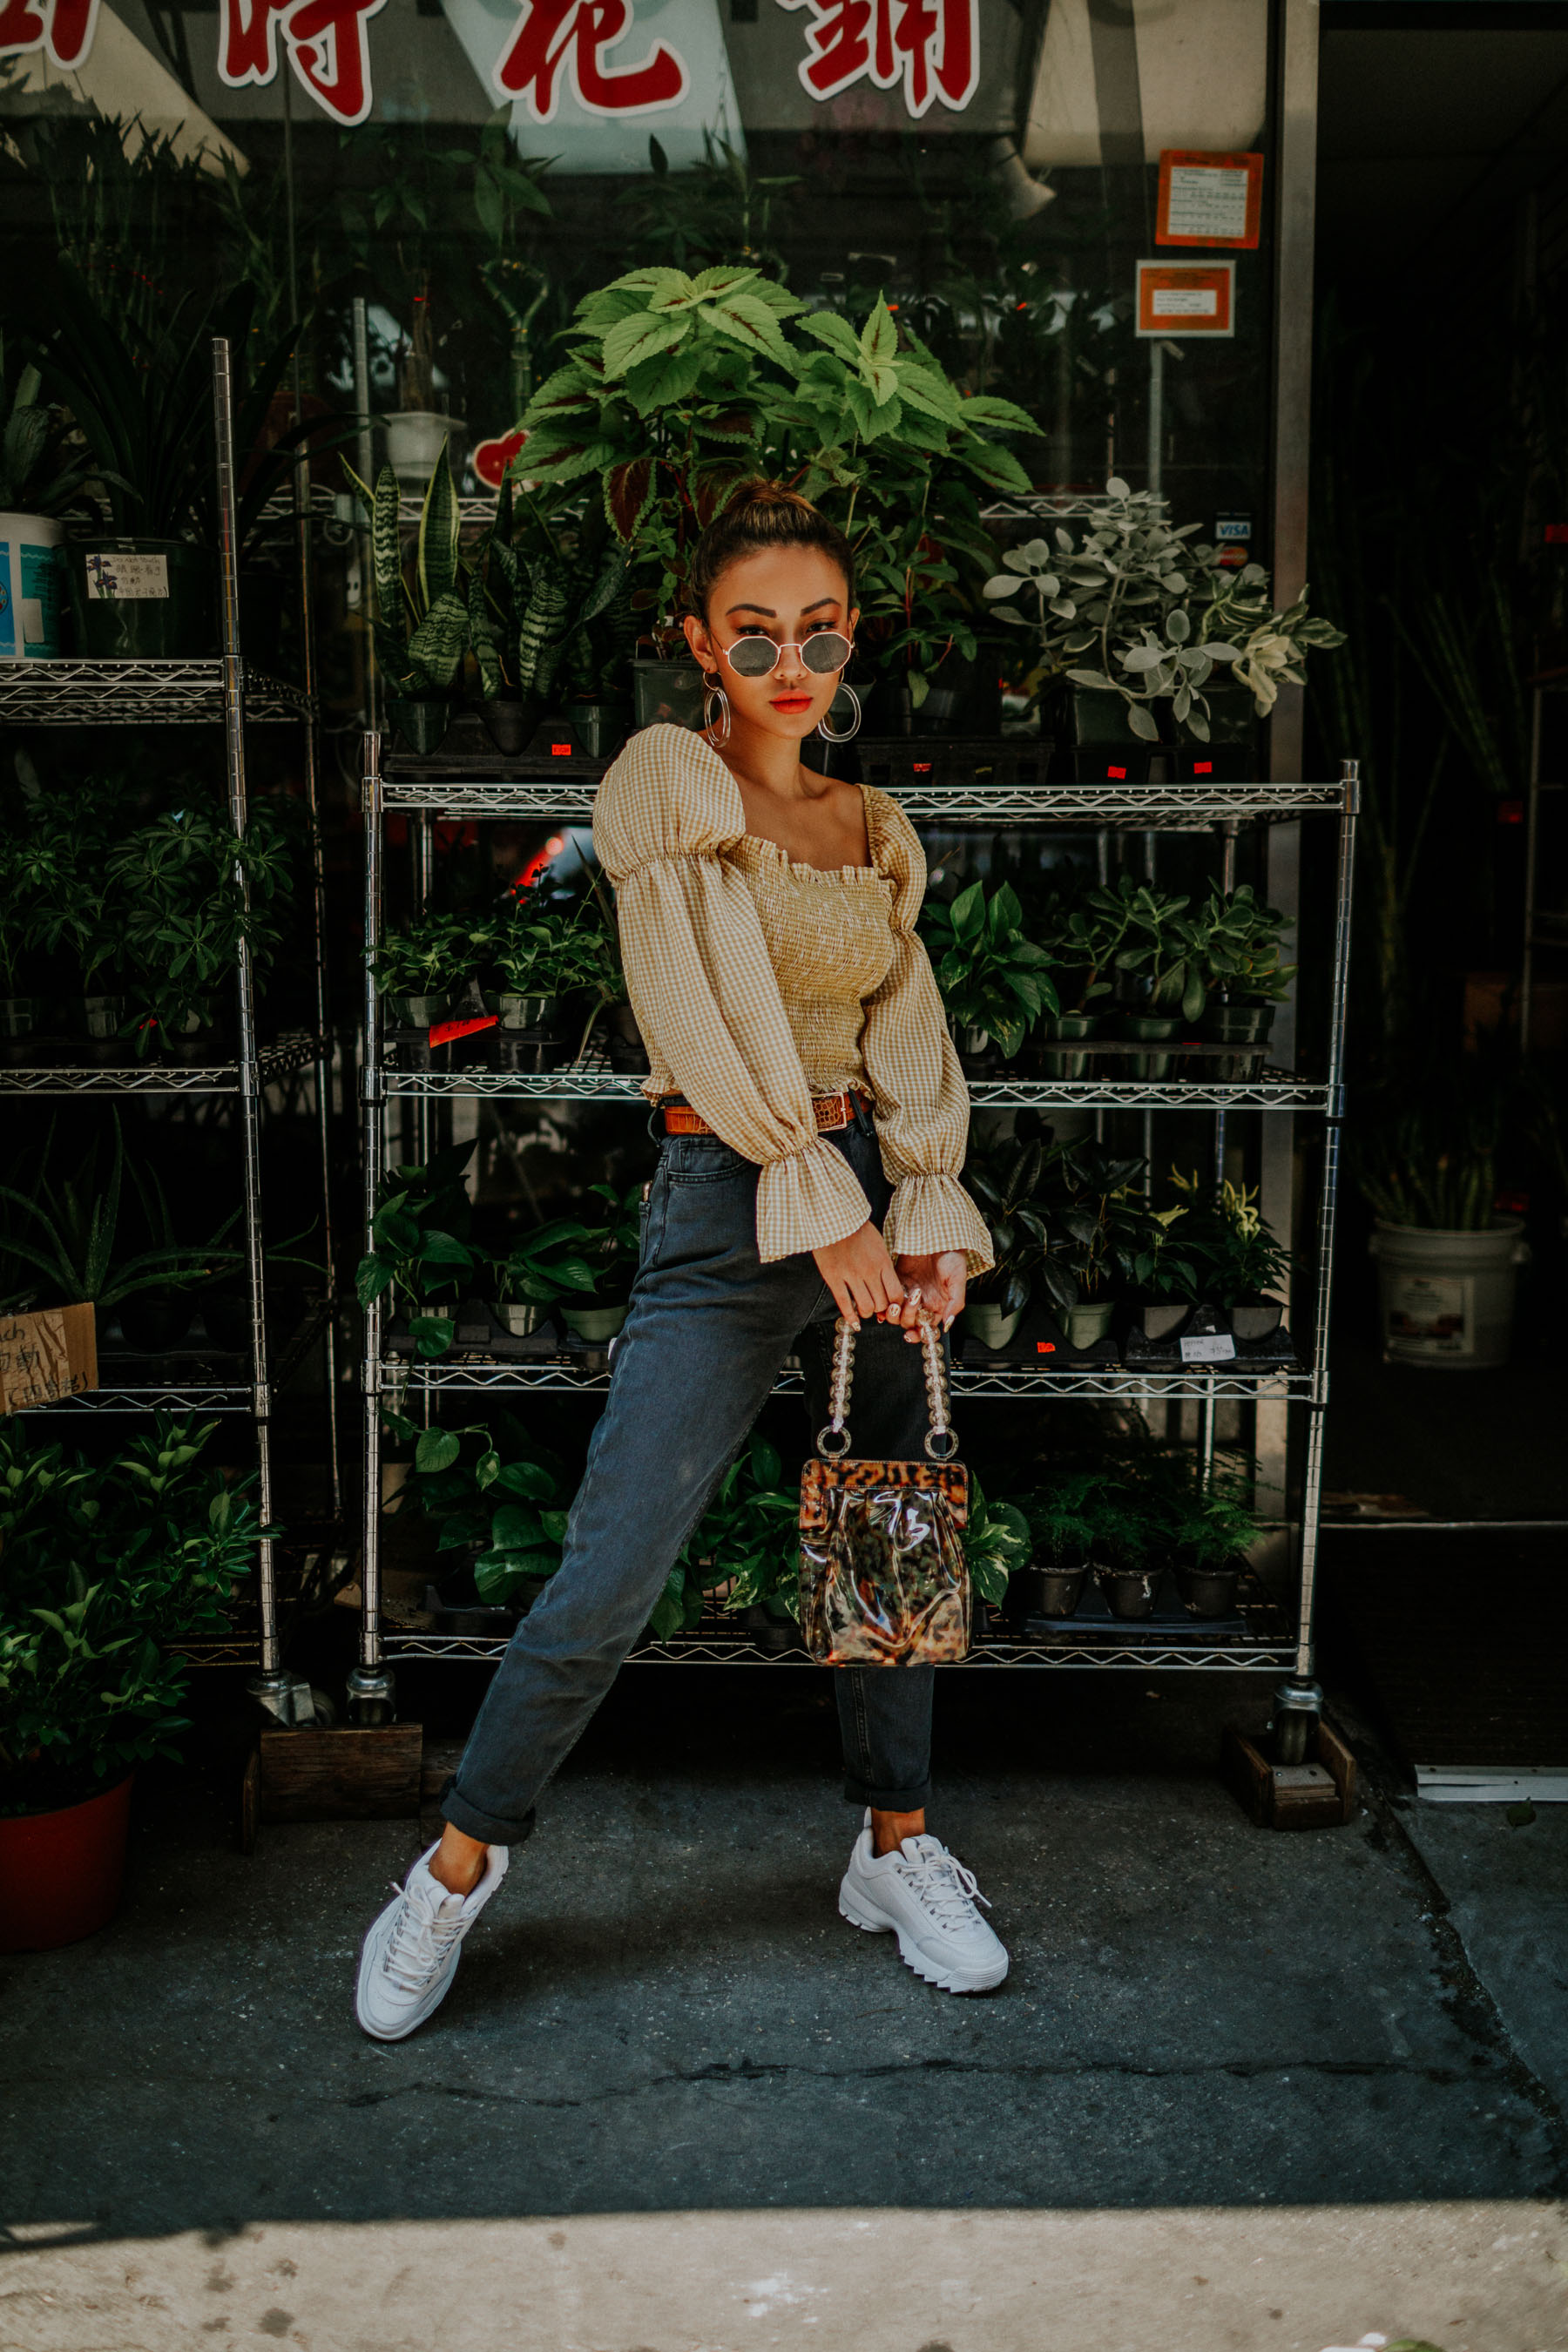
[755,1138,872,1263]
[881,1173,994,1276]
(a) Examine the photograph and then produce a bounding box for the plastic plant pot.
[65,538,213,658]
[1096,1562,1160,1619]
[1200,1003,1275,1046]
[385,411,466,487]
[1369,1216,1527,1369]
[482,991,560,1033]
[480,697,541,756]
[0,995,39,1039]
[1139,1301,1189,1341]
[389,991,450,1030]
[1065,1300,1115,1350]
[633,658,705,732]
[497,1302,547,1336]
[571,699,630,760]
[1119,1012,1179,1079]
[1025,1561,1090,1619]
[1175,1558,1242,1619]
[388,699,453,758]
[561,1301,629,1344]
[1037,1012,1098,1078]
[963,1299,1024,1352]
[1230,1300,1285,1342]
[0,1774,133,1953]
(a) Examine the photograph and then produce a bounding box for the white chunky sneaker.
[354,1840,507,2041]
[839,1815,1008,1993]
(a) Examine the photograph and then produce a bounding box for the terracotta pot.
[0,1773,133,1952]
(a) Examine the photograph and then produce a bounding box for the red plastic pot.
[0,1773,133,1952]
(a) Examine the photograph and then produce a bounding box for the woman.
[355,483,1008,2042]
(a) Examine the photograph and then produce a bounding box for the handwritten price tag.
[0,1303,98,1412]
[1179,1331,1237,1365]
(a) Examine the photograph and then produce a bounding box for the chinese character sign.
[217,0,388,128]
[493,0,689,120]
[774,0,978,117]
[0,0,99,70]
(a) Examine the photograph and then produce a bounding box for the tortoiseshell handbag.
[799,1315,970,1666]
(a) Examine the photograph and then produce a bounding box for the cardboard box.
[0,1303,98,1412]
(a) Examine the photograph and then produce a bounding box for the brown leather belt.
[662,1088,871,1138]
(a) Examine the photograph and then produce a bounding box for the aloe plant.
[0,1115,237,1313]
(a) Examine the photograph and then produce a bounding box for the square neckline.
[737,781,879,881]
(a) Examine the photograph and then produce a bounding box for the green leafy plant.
[0,1415,271,1813]
[356,1142,478,1352]
[1351,1070,1510,1233]
[402,1415,571,1610]
[372,910,485,1003]
[1140,1448,1258,1569]
[963,1475,1031,1605]
[1033,879,1132,1017]
[1161,1173,1290,1307]
[669,1428,800,1636]
[1019,1468,1105,1565]
[106,801,295,1044]
[963,1136,1048,1315]
[921,879,1057,1058]
[1034,1137,1167,1311]
[496,1217,600,1310]
[622,132,799,280]
[0,331,104,518]
[983,479,1343,740]
[0,1115,237,1314]
[1195,883,1297,1004]
[486,880,619,1002]
[576,1181,644,1304]
[349,446,501,702]
[517,267,1034,629]
[1102,876,1206,1023]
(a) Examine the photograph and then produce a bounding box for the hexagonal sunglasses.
[719,631,854,679]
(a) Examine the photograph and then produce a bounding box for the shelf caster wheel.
[347,1664,396,1727]
[1271,1677,1322,1767]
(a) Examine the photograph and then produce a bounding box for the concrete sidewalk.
[2,1672,1565,2349]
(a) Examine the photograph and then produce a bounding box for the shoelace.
[381,1876,467,1994]
[896,1851,992,1932]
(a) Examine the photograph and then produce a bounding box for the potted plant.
[1017,1468,1112,1619]
[1093,1485,1163,1621]
[1034,1136,1162,1350]
[982,477,1343,755]
[1099,876,1204,1078]
[481,880,620,1061]
[1029,879,1130,1075]
[1143,1449,1257,1619]
[373,910,478,1031]
[356,1141,480,1358]
[349,447,499,755]
[1195,882,1296,1057]
[1353,1079,1526,1369]
[679,1429,801,1648]
[394,1414,571,1625]
[105,800,294,1056]
[1166,1172,1292,1342]
[0,1415,269,1951]
[0,330,104,659]
[493,1214,599,1339]
[559,1181,642,1345]
[961,1477,1032,1613]
[920,879,1057,1068]
[0,1113,237,1349]
[961,1136,1047,1352]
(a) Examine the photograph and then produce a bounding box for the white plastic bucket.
[0,512,63,659]
[1369,1217,1527,1369]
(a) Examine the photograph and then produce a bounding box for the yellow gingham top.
[593,726,993,1272]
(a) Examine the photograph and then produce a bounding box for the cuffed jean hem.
[841,1772,934,1813]
[439,1776,537,1848]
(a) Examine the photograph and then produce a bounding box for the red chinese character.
[218,0,287,84]
[0,0,98,68]
[285,0,386,125]
[780,0,976,117]
[494,0,687,122]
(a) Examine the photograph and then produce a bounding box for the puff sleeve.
[858,791,993,1274]
[593,727,872,1260]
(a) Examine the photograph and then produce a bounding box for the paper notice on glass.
[1157,152,1263,249]
[1136,260,1235,338]
[0,1303,98,1412]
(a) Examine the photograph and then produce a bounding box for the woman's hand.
[892,1251,968,1338]
[812,1223,909,1328]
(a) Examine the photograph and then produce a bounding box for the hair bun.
[729,477,816,513]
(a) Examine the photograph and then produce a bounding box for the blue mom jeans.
[441,1119,941,1847]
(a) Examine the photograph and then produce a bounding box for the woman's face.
[683,544,858,745]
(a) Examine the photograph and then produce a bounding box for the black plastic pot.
[1230,1299,1284,1342]
[0,995,39,1040]
[117,1291,194,1351]
[605,1001,650,1074]
[389,991,450,1030]
[482,990,561,1033]
[1096,1562,1160,1620]
[632,658,704,732]
[1119,1012,1179,1079]
[1174,1557,1242,1619]
[571,698,630,760]
[1200,1002,1275,1046]
[65,538,213,658]
[388,699,454,757]
[1021,1560,1090,1619]
[480,696,541,755]
[1034,1012,1098,1078]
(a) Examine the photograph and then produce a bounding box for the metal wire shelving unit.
[1,338,344,1720]
[350,726,1357,1713]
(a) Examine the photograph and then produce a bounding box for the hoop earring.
[702,678,732,747]
[816,682,862,744]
